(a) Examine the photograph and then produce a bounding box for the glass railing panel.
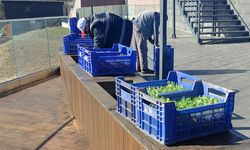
[46,17,68,68]
[93,6,106,14]
[11,18,50,78]
[0,37,18,83]
[77,7,92,18]
[0,39,17,84]
[0,16,68,84]
[121,5,129,19]
[112,5,123,17]
[0,20,18,84]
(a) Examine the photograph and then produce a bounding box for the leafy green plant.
[174,96,220,110]
[146,81,187,98]
[146,82,220,110]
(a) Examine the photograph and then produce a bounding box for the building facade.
[2,0,64,19]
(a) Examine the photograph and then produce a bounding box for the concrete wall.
[230,0,250,28]
[69,0,81,17]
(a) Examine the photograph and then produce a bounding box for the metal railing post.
[90,0,94,15]
[10,21,20,81]
[172,0,176,38]
[182,0,186,15]
[159,0,167,80]
[197,2,201,43]
[213,0,216,36]
[45,19,52,69]
[196,0,199,30]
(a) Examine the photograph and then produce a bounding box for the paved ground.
[0,77,90,150]
[162,29,250,139]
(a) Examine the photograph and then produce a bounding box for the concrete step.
[200,31,249,36]
[177,0,250,44]
[191,20,241,25]
[179,0,228,5]
[198,25,245,30]
[200,36,250,44]
[185,4,230,8]
[181,0,227,5]
[186,9,233,13]
[189,14,237,19]
[189,14,238,22]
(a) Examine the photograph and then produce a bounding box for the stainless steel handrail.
[197,0,201,41]
[227,0,250,32]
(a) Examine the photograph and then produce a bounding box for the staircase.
[177,0,250,44]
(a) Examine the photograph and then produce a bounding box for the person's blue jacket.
[89,12,133,48]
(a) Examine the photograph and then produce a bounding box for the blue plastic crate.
[137,80,235,145]
[64,34,93,55]
[154,45,174,78]
[82,36,94,48]
[63,34,84,55]
[78,45,84,67]
[77,36,94,66]
[69,17,81,35]
[78,44,136,76]
[115,71,201,123]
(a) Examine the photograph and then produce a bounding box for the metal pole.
[90,0,94,15]
[172,0,176,38]
[198,2,201,44]
[182,0,186,15]
[159,0,167,80]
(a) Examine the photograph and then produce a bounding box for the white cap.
[77,17,87,32]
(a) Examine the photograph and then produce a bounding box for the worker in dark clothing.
[131,11,160,74]
[77,12,133,48]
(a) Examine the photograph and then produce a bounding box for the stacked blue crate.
[136,79,235,145]
[115,71,201,123]
[77,36,94,66]
[78,44,136,76]
[69,17,81,35]
[63,17,93,55]
[154,45,174,78]
[63,34,84,55]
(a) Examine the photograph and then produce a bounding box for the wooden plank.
[123,129,143,150]
[111,115,124,150]
[19,67,59,86]
[59,51,76,66]
[0,79,20,95]
[93,97,101,150]
[98,103,107,150]
[0,67,59,95]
